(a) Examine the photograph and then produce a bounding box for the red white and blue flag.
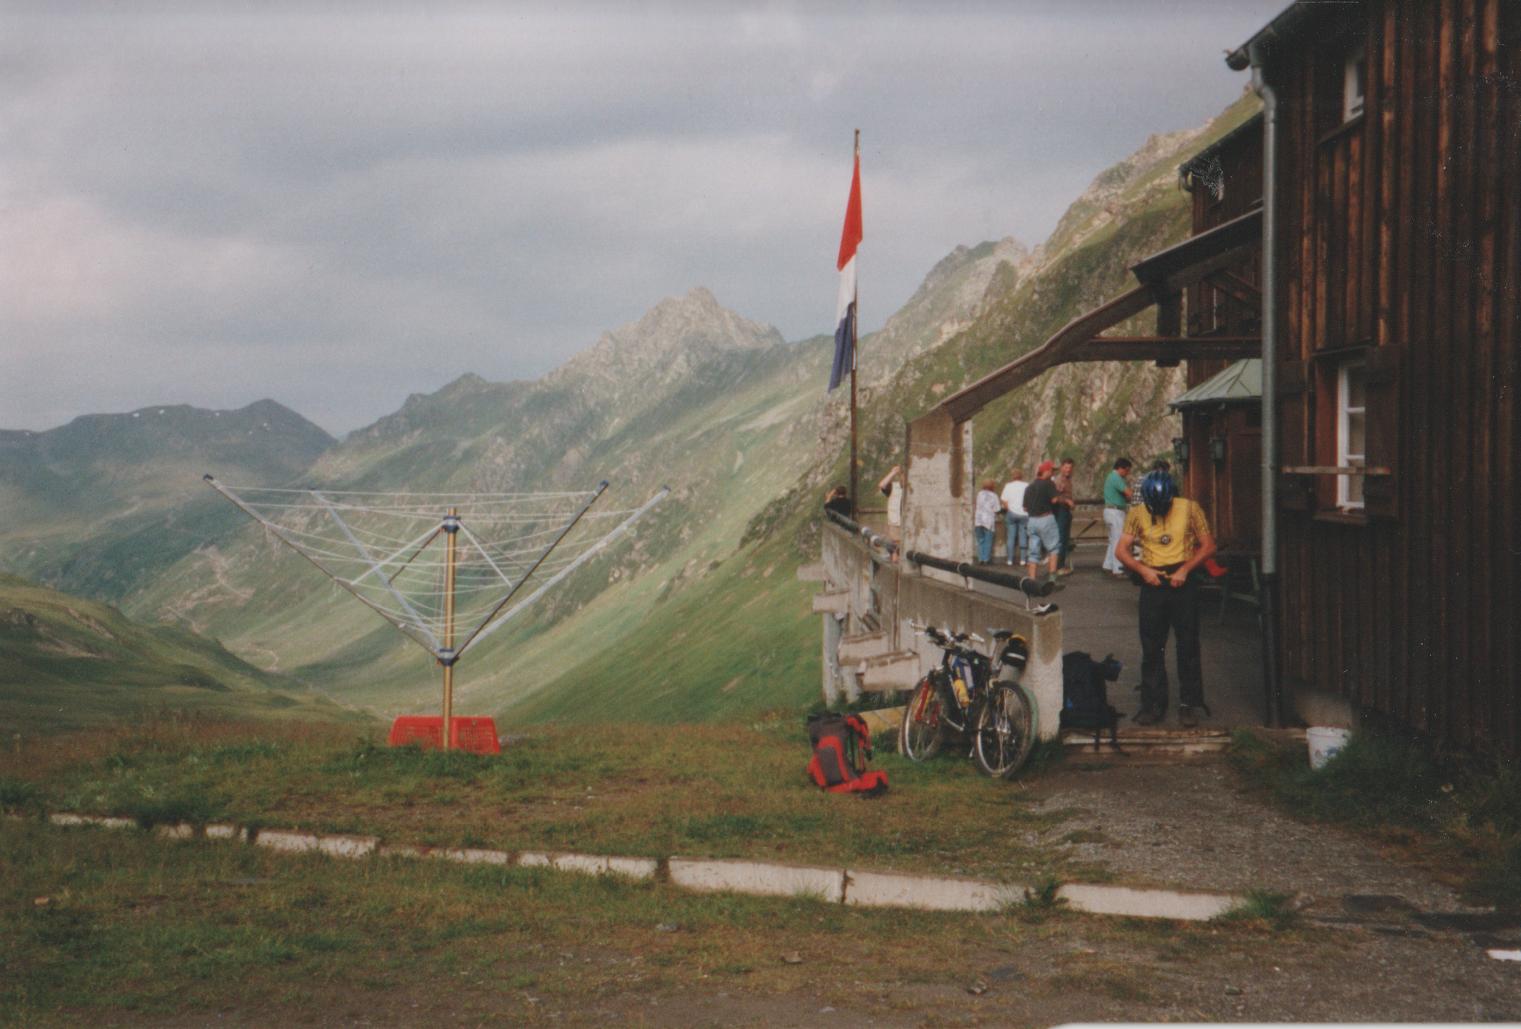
[828,149,862,392]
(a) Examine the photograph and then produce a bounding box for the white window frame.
[1337,359,1366,510]
[1343,43,1367,121]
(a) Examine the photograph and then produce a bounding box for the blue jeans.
[1026,514,1060,563]
[974,526,994,563]
[1004,512,1028,563]
[1054,505,1073,567]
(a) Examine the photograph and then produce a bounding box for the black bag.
[1061,651,1123,750]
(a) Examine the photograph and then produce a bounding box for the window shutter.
[1363,345,1401,518]
[1277,360,1314,512]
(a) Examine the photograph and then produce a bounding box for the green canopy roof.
[1169,359,1262,410]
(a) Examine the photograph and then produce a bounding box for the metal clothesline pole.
[205,475,669,750]
[441,507,458,749]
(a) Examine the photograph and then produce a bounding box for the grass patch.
[0,776,42,814]
[1010,876,1068,923]
[1229,726,1521,910]
[3,717,1086,884]
[1214,889,1298,931]
[3,816,1109,1023]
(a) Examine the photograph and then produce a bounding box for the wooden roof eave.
[936,208,1264,425]
[1129,207,1262,293]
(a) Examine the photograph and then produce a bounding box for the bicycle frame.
[913,625,1022,734]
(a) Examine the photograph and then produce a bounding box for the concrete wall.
[820,523,1063,740]
[903,409,974,567]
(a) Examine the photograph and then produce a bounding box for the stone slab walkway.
[32,809,1243,922]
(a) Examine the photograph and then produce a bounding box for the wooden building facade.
[1238,0,1521,755]
[1175,117,1267,555]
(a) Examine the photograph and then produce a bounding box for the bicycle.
[899,624,1037,778]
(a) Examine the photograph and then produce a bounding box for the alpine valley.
[1,93,1258,732]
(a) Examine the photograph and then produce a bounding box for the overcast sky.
[1,1,1284,435]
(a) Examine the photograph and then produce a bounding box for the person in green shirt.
[1100,457,1133,577]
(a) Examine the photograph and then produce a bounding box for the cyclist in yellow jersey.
[1114,470,1217,727]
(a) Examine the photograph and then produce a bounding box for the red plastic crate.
[387,716,501,755]
[449,717,501,754]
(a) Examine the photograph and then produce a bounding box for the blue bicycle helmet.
[1139,470,1178,518]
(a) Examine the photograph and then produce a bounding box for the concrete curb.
[670,858,845,902]
[522,851,659,880]
[845,869,1011,912]
[1059,882,1240,920]
[29,808,1247,923]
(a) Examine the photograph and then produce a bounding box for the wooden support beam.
[1068,336,1261,362]
[941,286,1154,423]
[1156,292,1182,337]
[1207,269,1262,302]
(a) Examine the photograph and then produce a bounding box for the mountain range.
[0,90,1259,727]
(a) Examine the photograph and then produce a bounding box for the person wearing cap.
[1114,469,1217,728]
[1022,460,1061,581]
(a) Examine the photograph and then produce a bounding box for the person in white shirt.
[877,465,903,538]
[974,479,1001,563]
[1000,469,1029,566]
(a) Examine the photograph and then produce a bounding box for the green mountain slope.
[0,573,363,734]
[0,400,334,602]
[110,290,847,716]
[505,93,1262,724]
[0,93,1260,730]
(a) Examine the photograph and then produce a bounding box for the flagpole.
[849,128,860,520]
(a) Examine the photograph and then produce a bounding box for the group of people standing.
[825,455,1219,729]
[979,456,1219,728]
[973,458,1079,580]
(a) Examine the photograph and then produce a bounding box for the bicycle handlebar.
[912,623,992,657]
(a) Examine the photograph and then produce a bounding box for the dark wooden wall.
[1181,405,1262,551]
[1178,117,1265,548]
[1271,0,1520,756]
[1187,119,1264,382]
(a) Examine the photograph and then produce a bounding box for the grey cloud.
[1,1,1286,433]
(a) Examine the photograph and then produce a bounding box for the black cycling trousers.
[1138,575,1204,710]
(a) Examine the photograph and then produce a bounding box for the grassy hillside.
[120,307,848,720]
[1,95,1261,731]
[0,574,365,735]
[493,100,1264,727]
[0,400,333,603]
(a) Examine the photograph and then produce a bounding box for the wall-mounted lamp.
[1172,436,1190,466]
[1210,435,1227,465]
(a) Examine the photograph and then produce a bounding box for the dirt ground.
[482,759,1515,1026]
[1022,755,1477,911]
[87,753,1521,1027]
[110,913,1521,1027]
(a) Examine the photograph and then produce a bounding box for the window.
[1342,43,1366,121]
[1337,359,1366,509]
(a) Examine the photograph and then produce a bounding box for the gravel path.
[1025,755,1484,918]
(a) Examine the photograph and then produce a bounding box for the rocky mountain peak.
[1031,91,1260,270]
[603,287,783,354]
[857,237,1029,384]
[549,287,784,390]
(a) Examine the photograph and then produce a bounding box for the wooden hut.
[1229,0,1521,755]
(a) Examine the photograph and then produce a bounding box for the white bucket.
[1306,726,1352,770]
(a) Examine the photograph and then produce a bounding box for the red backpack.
[806,713,889,797]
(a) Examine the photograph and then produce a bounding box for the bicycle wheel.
[900,674,946,761]
[973,683,1035,779]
